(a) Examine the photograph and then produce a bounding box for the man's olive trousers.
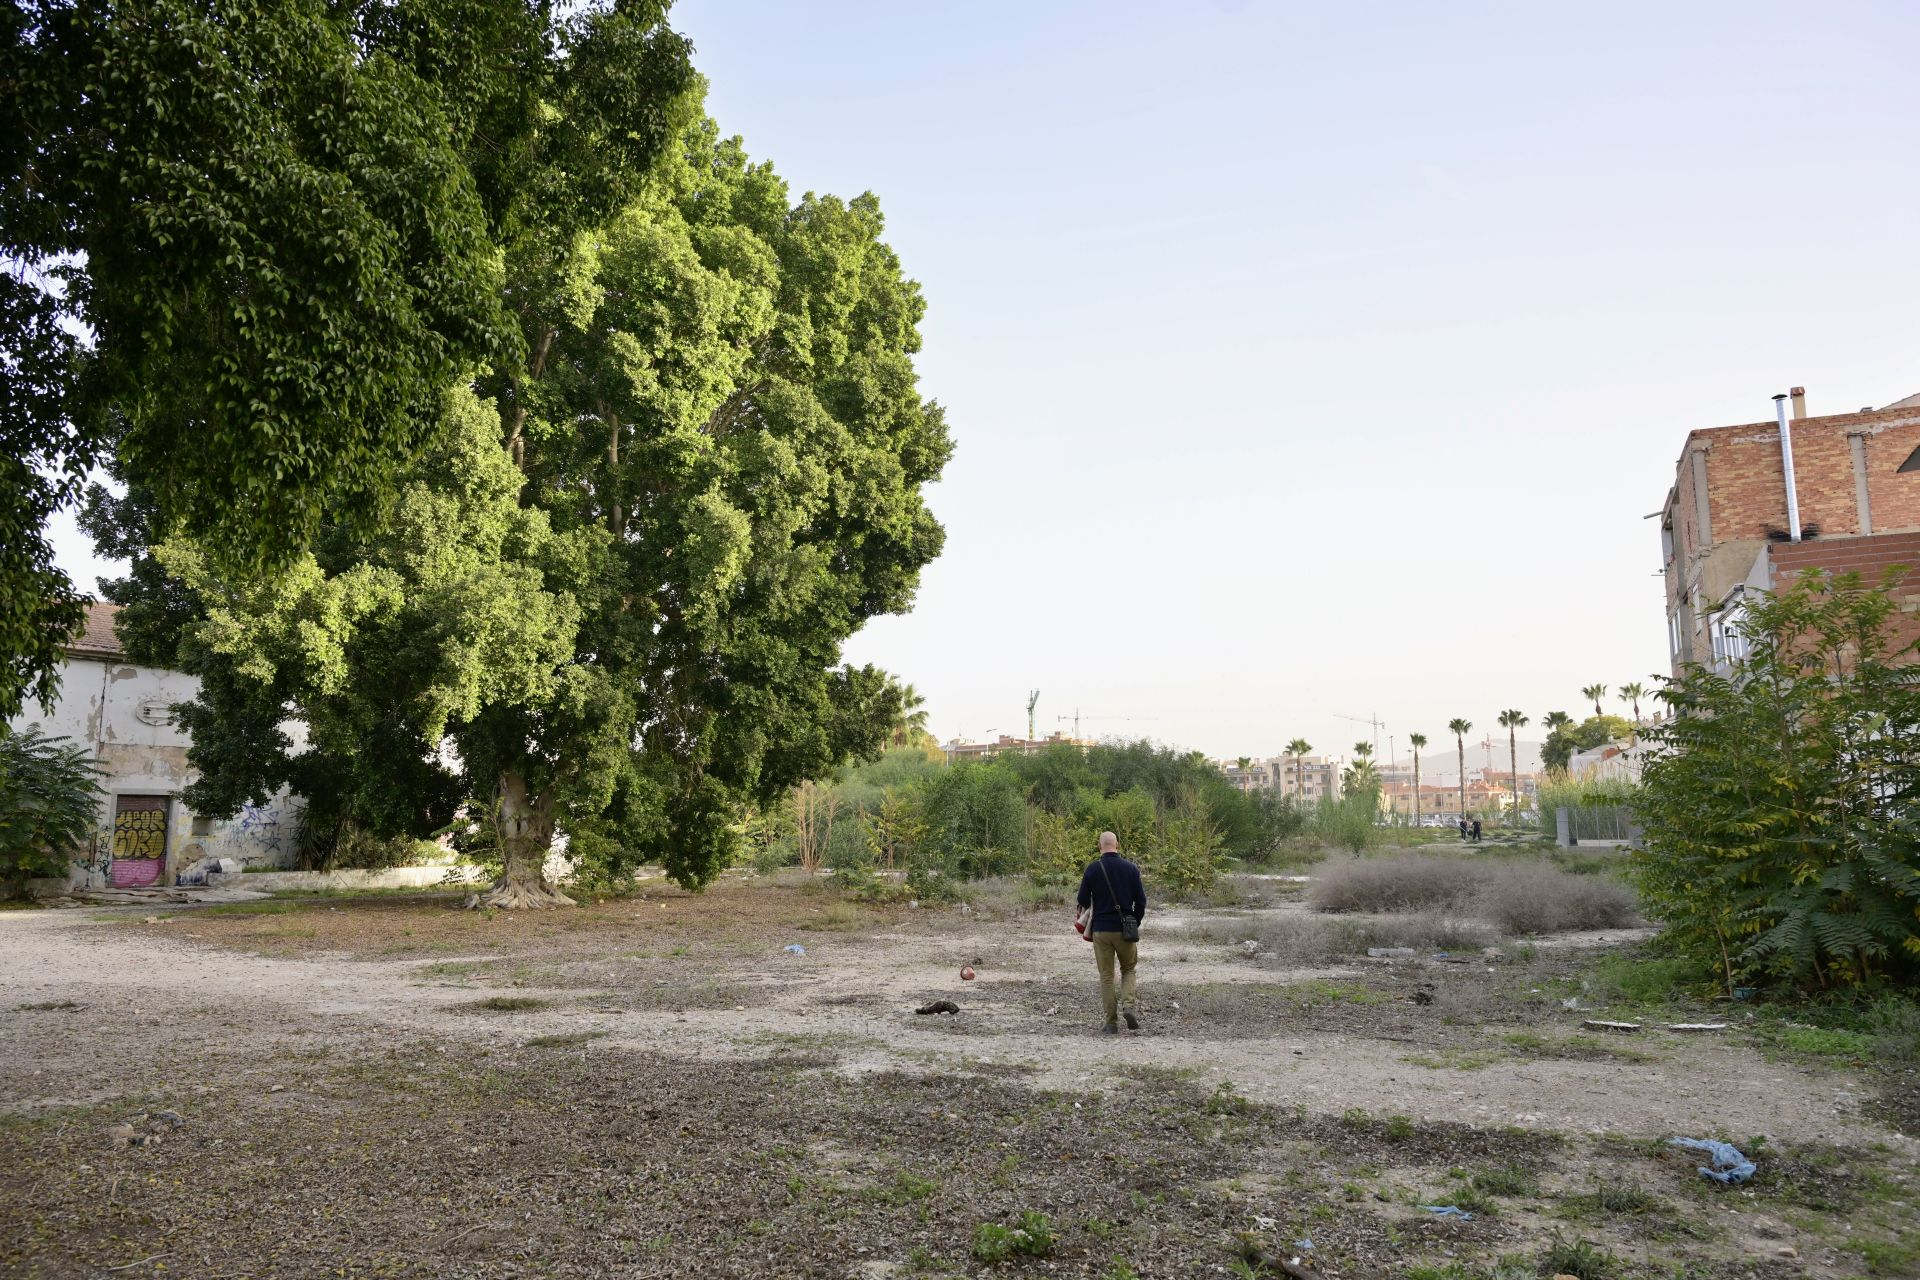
[1090,930,1138,1026]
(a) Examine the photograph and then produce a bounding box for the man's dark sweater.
[1077,852,1147,933]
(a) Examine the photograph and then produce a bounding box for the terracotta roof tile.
[66,601,123,657]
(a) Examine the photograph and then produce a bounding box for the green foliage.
[1,0,696,720]
[1538,1231,1622,1279]
[155,104,951,895]
[1314,795,1380,855]
[0,726,103,898]
[1632,570,1920,992]
[1154,792,1226,897]
[921,765,1028,878]
[969,1213,1055,1263]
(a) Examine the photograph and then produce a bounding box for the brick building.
[1660,388,1920,676]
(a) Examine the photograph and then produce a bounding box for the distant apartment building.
[1662,387,1920,678]
[943,732,1089,763]
[1215,755,1340,804]
[1380,780,1515,822]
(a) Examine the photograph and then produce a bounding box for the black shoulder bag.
[1095,857,1141,943]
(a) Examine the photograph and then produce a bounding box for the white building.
[7,603,304,891]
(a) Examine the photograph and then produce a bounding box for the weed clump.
[970,1211,1055,1262]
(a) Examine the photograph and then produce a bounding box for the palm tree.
[1619,681,1646,723]
[890,683,929,748]
[1581,684,1607,719]
[1497,709,1528,818]
[1542,710,1573,733]
[1447,719,1472,826]
[1285,738,1312,803]
[1352,740,1373,760]
[1407,731,1427,826]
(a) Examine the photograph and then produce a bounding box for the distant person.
[1471,818,1483,842]
[1077,830,1147,1035]
[1458,817,1469,840]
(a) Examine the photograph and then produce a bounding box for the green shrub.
[0,726,102,899]
[1633,570,1920,992]
[970,1212,1054,1262]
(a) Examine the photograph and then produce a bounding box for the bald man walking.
[1077,831,1147,1035]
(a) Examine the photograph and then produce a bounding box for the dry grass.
[1184,911,1497,963]
[1309,856,1638,934]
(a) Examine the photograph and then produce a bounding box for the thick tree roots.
[479,878,576,910]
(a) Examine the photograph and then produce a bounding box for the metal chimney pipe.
[1773,394,1802,543]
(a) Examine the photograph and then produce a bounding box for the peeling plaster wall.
[8,657,306,887]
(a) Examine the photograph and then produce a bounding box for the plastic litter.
[1293,1237,1314,1251]
[1366,947,1415,958]
[1668,1137,1755,1184]
[1583,1019,1642,1032]
[1419,1205,1474,1219]
[782,944,806,956]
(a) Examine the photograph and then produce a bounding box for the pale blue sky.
[48,0,1920,771]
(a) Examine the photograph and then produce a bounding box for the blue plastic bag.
[1668,1137,1755,1184]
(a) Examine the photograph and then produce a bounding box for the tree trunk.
[1509,730,1520,818]
[482,770,574,909]
[1412,752,1420,826]
[1457,739,1466,827]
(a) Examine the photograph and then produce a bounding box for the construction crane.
[1335,711,1386,758]
[1057,709,1158,740]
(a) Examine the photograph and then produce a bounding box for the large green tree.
[160,114,951,906]
[1633,570,1920,991]
[1,0,694,719]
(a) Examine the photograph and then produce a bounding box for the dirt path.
[2,906,1900,1155]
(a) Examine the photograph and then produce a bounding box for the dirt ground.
[3,875,1916,1279]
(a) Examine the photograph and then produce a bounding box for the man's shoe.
[1101,1022,1119,1036]
[1123,1010,1141,1031]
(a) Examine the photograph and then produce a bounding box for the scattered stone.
[1410,991,1435,1006]
[104,1124,137,1147]
[914,1000,960,1016]
[1667,1023,1729,1033]
[1775,1246,1798,1260]
[1290,1046,1304,1056]
[1481,947,1506,960]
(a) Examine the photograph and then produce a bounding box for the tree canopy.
[149,109,951,903]
[1633,570,1920,992]
[1,0,695,719]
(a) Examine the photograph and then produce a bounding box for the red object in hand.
[1074,909,1092,941]
[960,965,976,981]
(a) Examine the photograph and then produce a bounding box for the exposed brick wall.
[1676,407,1920,546]
[1770,531,1920,660]
[1663,402,1920,677]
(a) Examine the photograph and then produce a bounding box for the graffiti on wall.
[236,801,285,858]
[110,797,167,888]
[73,830,113,890]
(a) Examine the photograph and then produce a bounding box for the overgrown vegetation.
[1634,570,1920,992]
[1309,855,1637,934]
[0,726,101,899]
